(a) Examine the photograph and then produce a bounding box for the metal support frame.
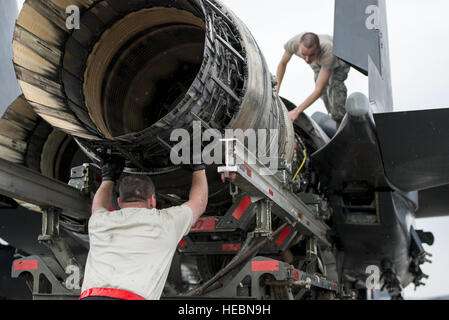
[0,157,87,292]
[254,199,272,237]
[304,237,326,276]
[179,213,298,256]
[11,256,80,300]
[0,157,91,220]
[203,256,338,299]
[68,163,101,194]
[183,138,335,299]
[185,140,337,297]
[38,207,82,275]
[218,138,330,247]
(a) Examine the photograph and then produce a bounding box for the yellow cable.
[292,149,307,182]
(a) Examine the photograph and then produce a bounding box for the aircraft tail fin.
[334,0,393,113]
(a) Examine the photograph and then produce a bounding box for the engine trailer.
[0,139,346,300]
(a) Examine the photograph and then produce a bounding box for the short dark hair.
[119,175,155,203]
[300,32,320,49]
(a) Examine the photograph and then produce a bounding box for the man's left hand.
[101,155,125,183]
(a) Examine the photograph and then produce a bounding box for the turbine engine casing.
[13,0,295,171]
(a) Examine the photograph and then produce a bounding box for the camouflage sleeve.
[320,48,337,70]
[284,33,303,55]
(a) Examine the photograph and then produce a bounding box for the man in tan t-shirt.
[79,157,208,300]
[276,32,351,125]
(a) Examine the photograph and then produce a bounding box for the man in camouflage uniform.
[276,32,351,126]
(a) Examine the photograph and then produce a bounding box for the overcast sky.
[14,0,449,299]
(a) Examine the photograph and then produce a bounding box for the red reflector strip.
[243,164,252,178]
[275,227,291,246]
[269,189,274,197]
[222,243,242,252]
[108,205,115,212]
[190,217,216,232]
[14,260,38,271]
[179,238,187,248]
[251,260,279,272]
[294,269,300,280]
[232,196,251,220]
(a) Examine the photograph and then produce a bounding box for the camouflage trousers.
[313,60,351,123]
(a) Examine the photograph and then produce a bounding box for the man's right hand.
[101,155,125,183]
[289,109,299,122]
[275,84,280,94]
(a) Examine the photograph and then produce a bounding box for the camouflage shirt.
[284,33,341,71]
